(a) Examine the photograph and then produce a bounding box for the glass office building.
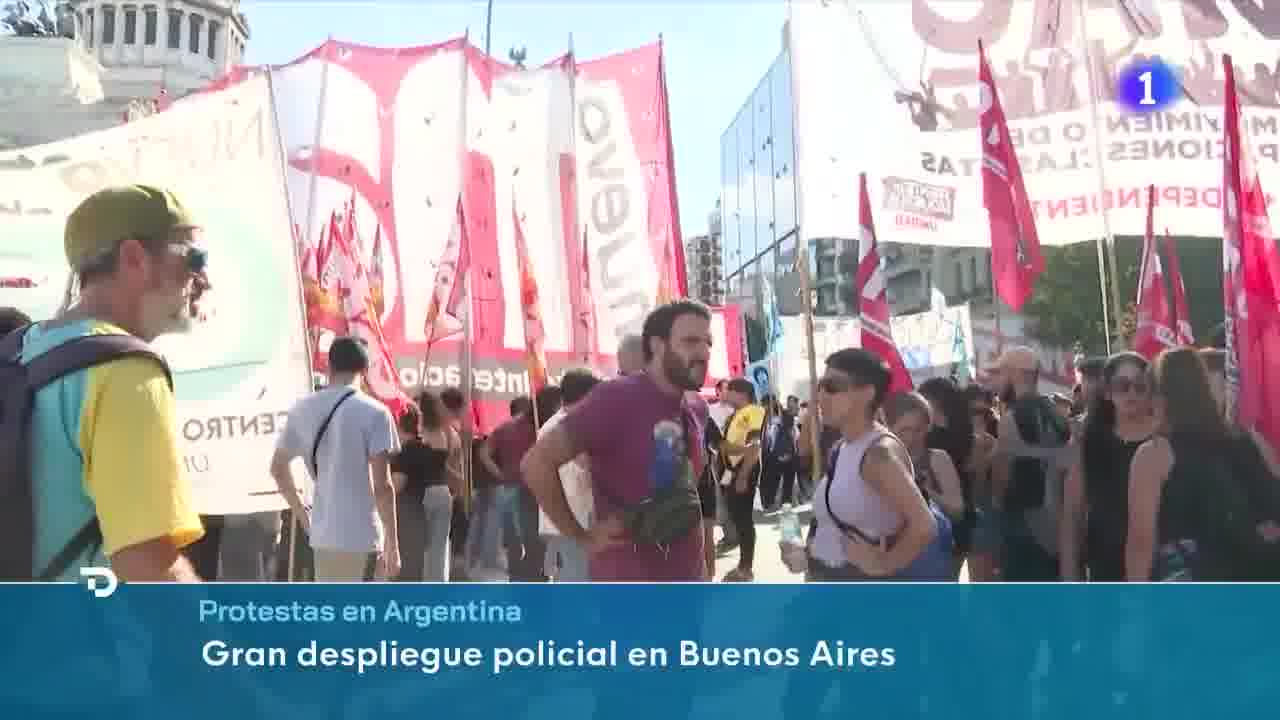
[720,45,860,363]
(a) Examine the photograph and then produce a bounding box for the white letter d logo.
[80,567,118,598]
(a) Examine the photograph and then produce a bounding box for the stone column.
[94,2,105,56]
[133,5,143,48]
[162,1,174,54]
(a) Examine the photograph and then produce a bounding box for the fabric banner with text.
[212,38,683,432]
[790,0,1280,247]
[0,77,311,514]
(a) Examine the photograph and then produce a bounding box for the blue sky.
[242,0,788,240]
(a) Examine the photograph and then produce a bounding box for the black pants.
[275,509,314,581]
[183,514,224,580]
[510,485,547,582]
[395,492,427,582]
[725,478,758,570]
[760,458,798,508]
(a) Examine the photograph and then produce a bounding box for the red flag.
[655,240,678,306]
[978,40,1044,311]
[424,197,469,354]
[1163,232,1195,346]
[856,173,914,393]
[1222,56,1280,451]
[512,196,548,393]
[1134,184,1177,360]
[578,226,598,366]
[369,223,385,319]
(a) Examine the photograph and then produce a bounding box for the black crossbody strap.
[823,437,878,545]
[37,518,103,581]
[311,390,356,476]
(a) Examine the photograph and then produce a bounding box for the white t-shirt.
[708,400,734,433]
[537,409,593,535]
[275,386,399,553]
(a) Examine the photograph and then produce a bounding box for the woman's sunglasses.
[1110,377,1150,395]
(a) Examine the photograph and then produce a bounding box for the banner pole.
[1075,0,1119,354]
[783,5,823,482]
[797,239,821,486]
[287,39,332,582]
[459,41,475,517]
[265,67,316,583]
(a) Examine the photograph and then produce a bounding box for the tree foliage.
[1021,236,1223,354]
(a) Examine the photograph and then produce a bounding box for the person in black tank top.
[1060,352,1155,581]
[391,397,457,581]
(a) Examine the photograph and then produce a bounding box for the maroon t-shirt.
[560,374,707,582]
[488,417,537,486]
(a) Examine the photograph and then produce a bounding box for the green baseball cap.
[64,184,200,270]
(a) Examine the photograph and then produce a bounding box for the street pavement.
[714,503,970,583]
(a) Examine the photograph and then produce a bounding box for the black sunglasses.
[1110,377,1150,395]
[817,377,851,394]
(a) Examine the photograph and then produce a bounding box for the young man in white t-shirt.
[270,337,401,581]
[537,368,601,581]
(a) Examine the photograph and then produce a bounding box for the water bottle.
[651,420,683,492]
[778,503,803,546]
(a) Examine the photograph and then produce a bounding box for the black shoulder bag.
[310,390,356,477]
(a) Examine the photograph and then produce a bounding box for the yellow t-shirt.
[724,404,765,467]
[25,320,204,577]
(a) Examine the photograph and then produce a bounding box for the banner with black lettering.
[790,0,1280,246]
[0,76,310,514]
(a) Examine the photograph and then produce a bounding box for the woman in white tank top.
[780,349,941,580]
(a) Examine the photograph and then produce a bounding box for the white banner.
[774,314,861,401]
[790,0,1280,247]
[0,77,311,514]
[891,303,977,383]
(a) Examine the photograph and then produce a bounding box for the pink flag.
[424,197,469,355]
[1134,185,1177,360]
[856,173,914,393]
[334,200,410,417]
[1222,55,1280,451]
[1164,232,1195,346]
[978,40,1044,311]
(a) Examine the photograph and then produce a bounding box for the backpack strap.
[0,323,30,362]
[310,389,357,476]
[24,332,173,393]
[36,517,103,581]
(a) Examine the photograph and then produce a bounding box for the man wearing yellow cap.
[990,346,1070,581]
[16,185,211,581]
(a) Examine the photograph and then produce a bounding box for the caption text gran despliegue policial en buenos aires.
[197,599,896,675]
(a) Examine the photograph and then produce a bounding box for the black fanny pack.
[617,480,703,548]
[601,408,704,548]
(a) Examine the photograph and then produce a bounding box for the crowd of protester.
[4,187,1279,584]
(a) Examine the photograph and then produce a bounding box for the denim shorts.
[970,507,1003,553]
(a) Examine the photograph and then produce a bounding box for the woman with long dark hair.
[391,392,461,581]
[1059,352,1155,581]
[1127,348,1280,581]
[918,378,981,571]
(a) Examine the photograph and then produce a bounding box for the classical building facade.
[0,0,248,150]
